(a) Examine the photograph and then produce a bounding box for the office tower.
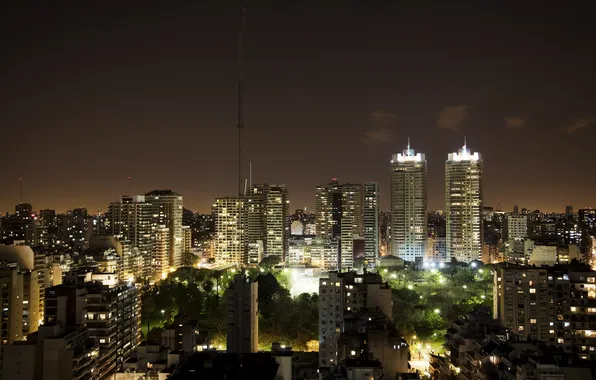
[390,141,428,261]
[363,182,379,262]
[213,197,245,265]
[152,226,170,282]
[319,271,403,372]
[245,184,290,263]
[493,264,596,360]
[503,213,529,241]
[107,195,157,279]
[145,190,184,270]
[315,179,363,268]
[445,141,483,263]
[226,274,258,354]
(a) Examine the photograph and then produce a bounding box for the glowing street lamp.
[434,309,440,314]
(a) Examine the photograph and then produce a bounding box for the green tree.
[259,256,281,270]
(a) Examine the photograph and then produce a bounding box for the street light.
[434,309,440,314]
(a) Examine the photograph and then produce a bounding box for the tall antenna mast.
[127,176,131,196]
[19,178,23,204]
[237,5,246,196]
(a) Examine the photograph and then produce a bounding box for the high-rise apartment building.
[339,184,363,268]
[579,208,596,235]
[152,226,170,282]
[493,263,596,360]
[107,195,157,280]
[226,274,258,354]
[318,271,393,369]
[145,190,183,270]
[363,182,379,262]
[390,142,428,261]
[315,179,363,268]
[213,197,245,265]
[504,213,529,241]
[245,184,290,262]
[315,179,343,241]
[181,225,192,266]
[445,142,483,262]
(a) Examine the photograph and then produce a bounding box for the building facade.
[363,182,379,263]
[445,142,483,262]
[145,190,183,270]
[226,274,258,354]
[390,142,428,262]
[315,179,363,269]
[245,184,290,263]
[493,264,596,360]
[318,271,392,369]
[107,195,157,280]
[213,197,245,266]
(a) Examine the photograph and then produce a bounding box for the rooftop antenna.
[463,136,467,150]
[249,162,252,190]
[237,5,246,196]
[127,176,131,196]
[19,178,23,204]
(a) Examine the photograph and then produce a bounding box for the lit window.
[571,307,577,312]
[529,288,536,294]
[530,319,537,324]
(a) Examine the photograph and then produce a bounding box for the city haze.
[2,3,595,213]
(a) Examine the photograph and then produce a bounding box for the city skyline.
[3,3,596,214]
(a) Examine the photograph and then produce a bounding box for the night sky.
[2,2,595,214]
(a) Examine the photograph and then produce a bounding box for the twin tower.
[390,140,483,263]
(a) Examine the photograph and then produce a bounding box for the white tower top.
[391,138,425,163]
[448,137,480,162]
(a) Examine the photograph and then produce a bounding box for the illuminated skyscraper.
[107,195,157,279]
[390,141,427,261]
[152,225,170,282]
[315,179,363,268]
[445,141,483,262]
[213,197,246,265]
[315,179,342,241]
[363,182,379,262]
[145,190,183,270]
[245,184,289,263]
